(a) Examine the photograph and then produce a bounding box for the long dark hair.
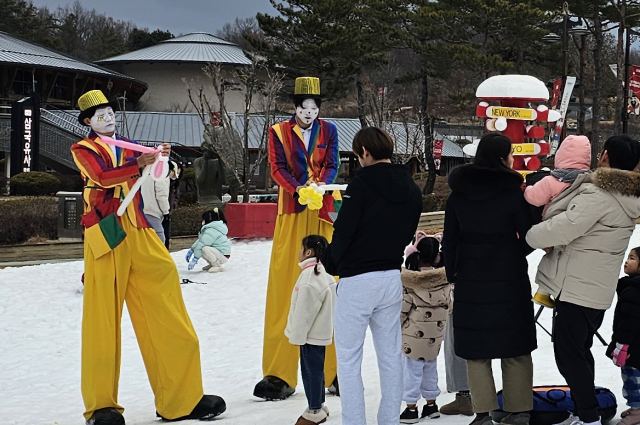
[474,133,521,179]
[302,234,329,275]
[405,237,440,271]
[202,207,227,224]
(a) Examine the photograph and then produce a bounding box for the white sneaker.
[207,266,222,273]
[554,414,601,425]
[554,414,579,425]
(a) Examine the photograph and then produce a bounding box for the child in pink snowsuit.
[525,135,591,307]
[524,135,591,213]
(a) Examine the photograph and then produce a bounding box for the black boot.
[327,376,340,396]
[86,408,125,425]
[252,376,295,400]
[157,395,226,421]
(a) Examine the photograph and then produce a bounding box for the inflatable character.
[474,75,561,174]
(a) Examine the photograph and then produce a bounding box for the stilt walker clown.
[71,90,226,425]
[253,77,341,400]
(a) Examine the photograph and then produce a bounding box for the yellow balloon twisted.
[298,186,324,210]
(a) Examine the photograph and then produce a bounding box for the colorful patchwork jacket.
[268,117,340,222]
[71,132,149,230]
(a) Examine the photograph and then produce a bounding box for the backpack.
[490,386,617,425]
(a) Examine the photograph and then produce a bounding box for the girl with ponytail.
[284,235,337,425]
[399,235,452,423]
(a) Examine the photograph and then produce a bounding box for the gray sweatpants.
[334,270,404,425]
[403,357,440,404]
[444,313,469,393]
[145,214,165,244]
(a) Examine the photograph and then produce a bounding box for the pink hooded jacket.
[524,135,591,209]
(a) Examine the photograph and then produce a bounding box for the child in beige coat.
[285,235,336,425]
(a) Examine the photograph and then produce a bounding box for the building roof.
[96,32,252,66]
[54,110,465,158]
[0,31,144,83]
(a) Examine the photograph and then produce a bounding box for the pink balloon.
[100,136,157,154]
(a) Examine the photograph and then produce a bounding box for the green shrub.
[0,197,58,245]
[57,174,84,192]
[182,168,195,181]
[10,172,60,196]
[178,191,198,206]
[0,175,7,195]
[413,172,429,181]
[422,194,448,213]
[170,204,211,236]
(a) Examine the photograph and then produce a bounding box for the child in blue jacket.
[186,208,231,273]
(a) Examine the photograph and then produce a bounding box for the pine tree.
[254,0,400,127]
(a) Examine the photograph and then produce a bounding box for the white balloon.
[495,117,508,131]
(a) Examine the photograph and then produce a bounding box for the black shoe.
[327,377,340,396]
[86,408,125,425]
[400,407,420,424]
[252,375,295,401]
[422,403,441,419]
[157,395,226,421]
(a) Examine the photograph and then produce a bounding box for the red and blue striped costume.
[268,116,340,221]
[71,130,206,420]
[71,131,150,229]
[261,115,340,389]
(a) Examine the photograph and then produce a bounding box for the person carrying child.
[285,235,336,425]
[399,234,452,424]
[524,135,591,308]
[607,247,640,425]
[186,208,231,273]
[526,135,640,425]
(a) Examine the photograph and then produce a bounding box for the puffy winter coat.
[524,135,591,209]
[285,258,337,346]
[607,274,640,369]
[443,164,537,360]
[325,162,422,278]
[141,176,170,219]
[190,221,231,258]
[400,267,452,361]
[526,168,640,310]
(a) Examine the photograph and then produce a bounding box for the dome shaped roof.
[96,32,251,65]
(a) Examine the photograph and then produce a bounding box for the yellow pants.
[82,216,203,420]
[262,208,337,388]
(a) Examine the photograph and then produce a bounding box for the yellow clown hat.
[77,90,112,125]
[293,77,322,101]
[294,77,321,96]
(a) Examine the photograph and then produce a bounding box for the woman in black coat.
[443,133,537,425]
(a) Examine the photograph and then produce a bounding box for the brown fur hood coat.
[400,267,452,361]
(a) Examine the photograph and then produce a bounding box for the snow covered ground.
[2,229,638,425]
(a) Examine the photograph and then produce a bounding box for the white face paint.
[295,99,319,127]
[90,106,116,136]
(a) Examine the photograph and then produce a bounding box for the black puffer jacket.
[443,164,537,360]
[607,275,640,369]
[325,162,422,278]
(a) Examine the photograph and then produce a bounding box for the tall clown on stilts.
[71,90,225,425]
[254,77,341,400]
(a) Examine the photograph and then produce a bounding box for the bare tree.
[251,67,285,185]
[215,17,262,51]
[185,59,284,202]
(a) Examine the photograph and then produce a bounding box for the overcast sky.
[28,0,276,36]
